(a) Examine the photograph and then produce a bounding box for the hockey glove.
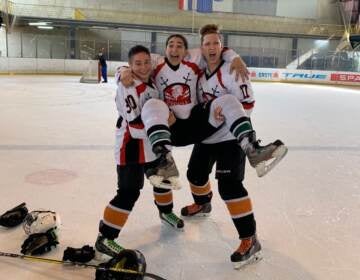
[62,245,95,263]
[21,228,59,255]
[0,202,28,228]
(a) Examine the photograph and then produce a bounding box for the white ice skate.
[247,140,288,177]
[148,175,181,190]
[147,151,181,190]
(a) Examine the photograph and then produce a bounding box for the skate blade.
[233,251,263,270]
[160,219,185,231]
[181,212,211,218]
[163,176,181,190]
[255,145,288,177]
[148,175,163,188]
[93,250,112,263]
[149,175,182,190]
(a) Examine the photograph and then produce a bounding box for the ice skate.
[147,146,181,190]
[94,234,124,261]
[246,139,288,177]
[231,235,262,269]
[181,202,212,218]
[159,212,184,230]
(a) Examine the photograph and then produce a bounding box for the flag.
[178,0,192,10]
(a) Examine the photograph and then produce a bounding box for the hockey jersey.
[114,79,161,165]
[152,48,239,120]
[197,60,255,144]
[153,58,200,120]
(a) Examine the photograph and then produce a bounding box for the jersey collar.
[205,60,225,80]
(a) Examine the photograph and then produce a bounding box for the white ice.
[0,76,359,280]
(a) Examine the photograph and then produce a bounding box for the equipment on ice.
[21,228,59,255]
[0,250,166,280]
[63,245,95,263]
[95,249,146,280]
[23,210,60,235]
[0,202,28,228]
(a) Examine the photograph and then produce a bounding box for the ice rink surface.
[0,75,359,280]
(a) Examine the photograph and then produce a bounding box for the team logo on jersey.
[144,91,155,102]
[201,91,216,102]
[163,83,191,106]
[199,84,216,102]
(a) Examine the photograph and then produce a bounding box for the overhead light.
[315,40,329,48]
[29,22,49,26]
[38,26,54,30]
[91,26,109,29]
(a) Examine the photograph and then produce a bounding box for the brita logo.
[284,73,327,79]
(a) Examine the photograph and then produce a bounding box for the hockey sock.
[147,125,172,152]
[239,137,253,153]
[230,117,253,142]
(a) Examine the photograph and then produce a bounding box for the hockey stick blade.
[0,251,167,280]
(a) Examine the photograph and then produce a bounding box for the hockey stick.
[0,251,167,280]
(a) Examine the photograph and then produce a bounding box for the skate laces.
[163,212,181,224]
[105,239,123,253]
[186,203,202,215]
[236,238,254,255]
[253,139,262,149]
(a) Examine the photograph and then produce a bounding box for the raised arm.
[186,47,249,81]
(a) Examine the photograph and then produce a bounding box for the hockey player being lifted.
[120,34,287,184]
[95,45,185,260]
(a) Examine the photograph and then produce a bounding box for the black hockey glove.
[62,245,95,263]
[0,202,28,228]
[21,228,59,255]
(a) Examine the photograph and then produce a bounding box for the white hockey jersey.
[152,48,239,120]
[114,79,161,165]
[197,60,255,144]
[153,59,200,119]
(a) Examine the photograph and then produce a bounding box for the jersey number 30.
[125,95,137,113]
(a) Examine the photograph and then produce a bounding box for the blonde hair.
[199,24,221,44]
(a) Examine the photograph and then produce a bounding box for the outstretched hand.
[230,57,249,82]
[120,68,135,87]
[168,111,176,126]
[214,106,225,122]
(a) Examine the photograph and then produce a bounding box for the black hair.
[128,45,150,61]
[165,34,188,50]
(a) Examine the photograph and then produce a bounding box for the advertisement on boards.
[330,73,360,83]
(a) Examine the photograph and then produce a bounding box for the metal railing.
[1,34,359,72]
